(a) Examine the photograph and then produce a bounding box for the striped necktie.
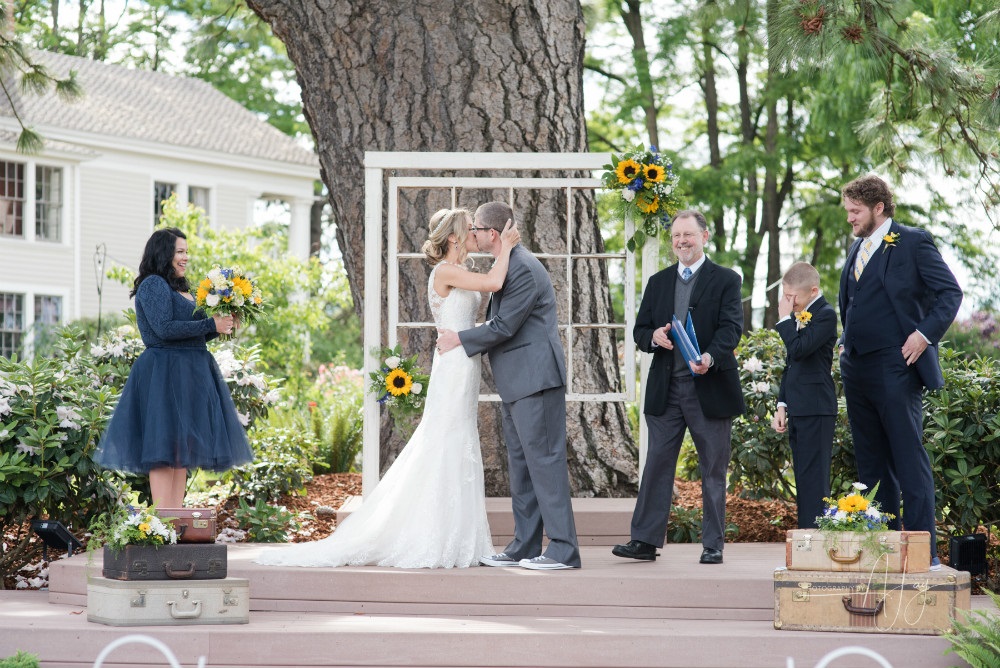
[853,239,873,281]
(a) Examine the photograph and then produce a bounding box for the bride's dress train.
[255,263,493,568]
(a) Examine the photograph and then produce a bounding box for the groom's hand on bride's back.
[436,328,461,353]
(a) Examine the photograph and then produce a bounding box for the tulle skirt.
[95,347,253,473]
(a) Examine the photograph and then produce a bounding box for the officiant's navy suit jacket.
[838,221,962,390]
[634,259,745,419]
[776,296,837,417]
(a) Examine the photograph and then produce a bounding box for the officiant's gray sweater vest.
[672,270,700,377]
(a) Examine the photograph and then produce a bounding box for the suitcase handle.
[828,547,862,564]
[841,596,884,617]
[164,562,196,579]
[167,599,202,619]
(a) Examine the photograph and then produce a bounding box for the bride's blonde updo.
[421,208,472,265]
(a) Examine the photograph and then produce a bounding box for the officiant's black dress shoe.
[699,547,723,564]
[612,540,658,561]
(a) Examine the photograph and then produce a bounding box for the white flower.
[851,482,868,491]
[56,406,82,429]
[206,294,220,307]
[213,350,240,378]
[236,412,249,427]
[753,381,770,394]
[622,189,636,202]
[0,397,10,417]
[15,442,39,456]
[109,342,125,357]
[0,429,9,440]
[834,510,848,521]
[742,357,764,373]
[865,507,881,519]
[232,293,245,307]
[384,356,400,369]
[91,344,106,356]
[263,390,280,405]
[411,382,422,395]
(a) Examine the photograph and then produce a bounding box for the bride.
[256,208,520,568]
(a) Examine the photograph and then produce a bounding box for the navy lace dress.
[95,275,253,473]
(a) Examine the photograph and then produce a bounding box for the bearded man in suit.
[838,174,962,570]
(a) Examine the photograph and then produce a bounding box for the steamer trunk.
[87,576,249,626]
[102,544,227,581]
[773,566,970,635]
[785,530,931,573]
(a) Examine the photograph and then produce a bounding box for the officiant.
[612,210,745,566]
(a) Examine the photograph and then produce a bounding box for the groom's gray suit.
[458,244,581,567]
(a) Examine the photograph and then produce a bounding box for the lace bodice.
[428,262,482,329]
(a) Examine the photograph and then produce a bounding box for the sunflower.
[615,159,641,184]
[232,276,253,297]
[643,163,665,183]
[385,368,414,397]
[636,195,660,214]
[196,287,209,305]
[838,494,869,513]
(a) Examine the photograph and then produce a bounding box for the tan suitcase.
[773,566,970,635]
[87,576,249,626]
[785,529,930,573]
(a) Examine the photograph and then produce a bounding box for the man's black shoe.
[611,540,658,561]
[699,547,723,564]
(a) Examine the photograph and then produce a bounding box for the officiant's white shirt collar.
[678,254,707,277]
[862,218,894,253]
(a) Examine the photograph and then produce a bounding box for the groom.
[436,201,581,570]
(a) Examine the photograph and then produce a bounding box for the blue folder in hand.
[670,313,702,376]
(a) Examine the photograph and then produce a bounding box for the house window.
[1,292,24,358]
[34,295,62,326]
[35,166,63,242]
[189,186,210,212]
[154,181,176,221]
[0,161,25,237]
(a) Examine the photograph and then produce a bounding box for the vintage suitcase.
[159,507,217,543]
[87,575,249,626]
[774,566,971,635]
[785,530,930,573]
[102,544,227,581]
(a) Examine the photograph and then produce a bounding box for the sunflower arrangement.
[816,482,894,532]
[194,265,265,336]
[368,345,429,428]
[602,144,683,251]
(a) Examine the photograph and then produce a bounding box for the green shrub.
[233,497,303,542]
[925,349,1000,536]
[0,651,40,668]
[226,425,316,502]
[0,329,123,584]
[945,588,1000,667]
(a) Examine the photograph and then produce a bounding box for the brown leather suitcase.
[160,507,217,543]
[774,565,970,635]
[102,544,227,581]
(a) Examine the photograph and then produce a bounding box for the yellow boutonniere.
[794,311,812,330]
[882,232,900,252]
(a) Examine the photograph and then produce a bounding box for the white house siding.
[78,165,151,319]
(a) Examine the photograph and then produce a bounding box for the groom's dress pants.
[500,385,581,568]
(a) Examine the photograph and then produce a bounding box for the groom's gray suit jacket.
[459,245,566,400]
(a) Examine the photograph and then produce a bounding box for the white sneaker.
[518,555,576,570]
[479,552,519,567]
[929,557,942,571]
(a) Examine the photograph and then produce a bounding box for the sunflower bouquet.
[816,482,894,532]
[368,345,429,429]
[90,505,178,552]
[194,265,265,336]
[602,144,682,251]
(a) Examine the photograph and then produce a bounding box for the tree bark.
[246,0,637,497]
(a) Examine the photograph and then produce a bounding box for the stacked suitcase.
[774,529,970,635]
[87,508,250,626]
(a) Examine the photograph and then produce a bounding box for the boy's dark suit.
[838,220,962,559]
[775,296,837,529]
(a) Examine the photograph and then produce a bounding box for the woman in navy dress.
[95,228,253,508]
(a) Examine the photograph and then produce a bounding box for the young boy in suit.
[771,262,838,529]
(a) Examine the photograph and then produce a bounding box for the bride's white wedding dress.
[255,263,493,568]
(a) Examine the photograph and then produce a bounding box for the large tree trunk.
[247,0,637,497]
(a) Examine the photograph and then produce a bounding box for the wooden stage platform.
[0,540,990,668]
